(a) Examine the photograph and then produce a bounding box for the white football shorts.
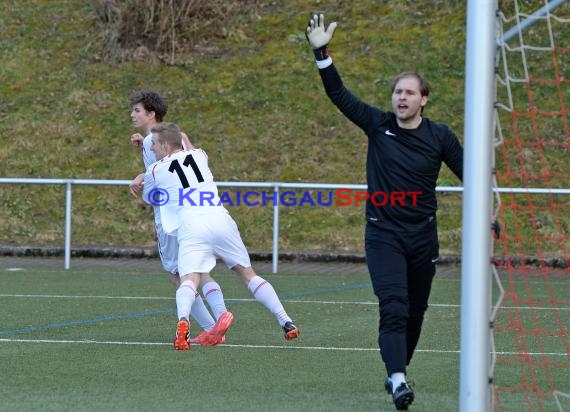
[177,211,251,275]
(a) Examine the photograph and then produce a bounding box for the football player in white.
[127,90,229,347]
[142,122,300,350]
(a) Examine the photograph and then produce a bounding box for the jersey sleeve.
[142,134,157,170]
[318,63,385,134]
[141,166,156,205]
[442,127,464,182]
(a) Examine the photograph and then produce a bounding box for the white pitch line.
[0,338,566,356]
[0,294,568,311]
[0,338,167,346]
[0,293,173,300]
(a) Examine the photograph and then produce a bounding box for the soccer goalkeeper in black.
[306,13,464,411]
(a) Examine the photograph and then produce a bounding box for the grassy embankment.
[1,1,566,259]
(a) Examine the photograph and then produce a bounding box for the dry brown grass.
[89,0,260,63]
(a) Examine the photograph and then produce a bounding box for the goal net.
[492,0,569,410]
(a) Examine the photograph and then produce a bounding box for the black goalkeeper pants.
[365,217,439,376]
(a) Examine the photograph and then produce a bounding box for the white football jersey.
[142,134,161,226]
[143,132,193,226]
[142,133,156,170]
[143,149,227,234]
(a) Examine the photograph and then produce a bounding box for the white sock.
[247,276,292,327]
[390,372,406,393]
[176,280,197,321]
[190,293,215,331]
[202,281,228,320]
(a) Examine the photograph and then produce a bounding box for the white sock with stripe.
[190,293,215,331]
[176,280,197,321]
[202,281,228,320]
[247,275,292,327]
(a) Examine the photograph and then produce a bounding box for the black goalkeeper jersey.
[319,63,464,227]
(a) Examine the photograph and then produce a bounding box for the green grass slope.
[0,1,567,258]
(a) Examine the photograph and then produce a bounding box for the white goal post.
[459,1,497,411]
[460,0,568,411]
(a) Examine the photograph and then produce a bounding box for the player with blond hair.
[128,90,231,346]
[142,122,300,349]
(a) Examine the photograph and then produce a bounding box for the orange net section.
[493,1,569,410]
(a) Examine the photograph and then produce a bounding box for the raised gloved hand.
[306,13,337,60]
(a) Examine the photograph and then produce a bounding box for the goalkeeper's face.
[391,77,429,127]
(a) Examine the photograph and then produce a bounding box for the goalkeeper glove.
[306,13,337,61]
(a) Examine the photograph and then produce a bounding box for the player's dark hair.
[128,90,168,122]
[151,122,183,149]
